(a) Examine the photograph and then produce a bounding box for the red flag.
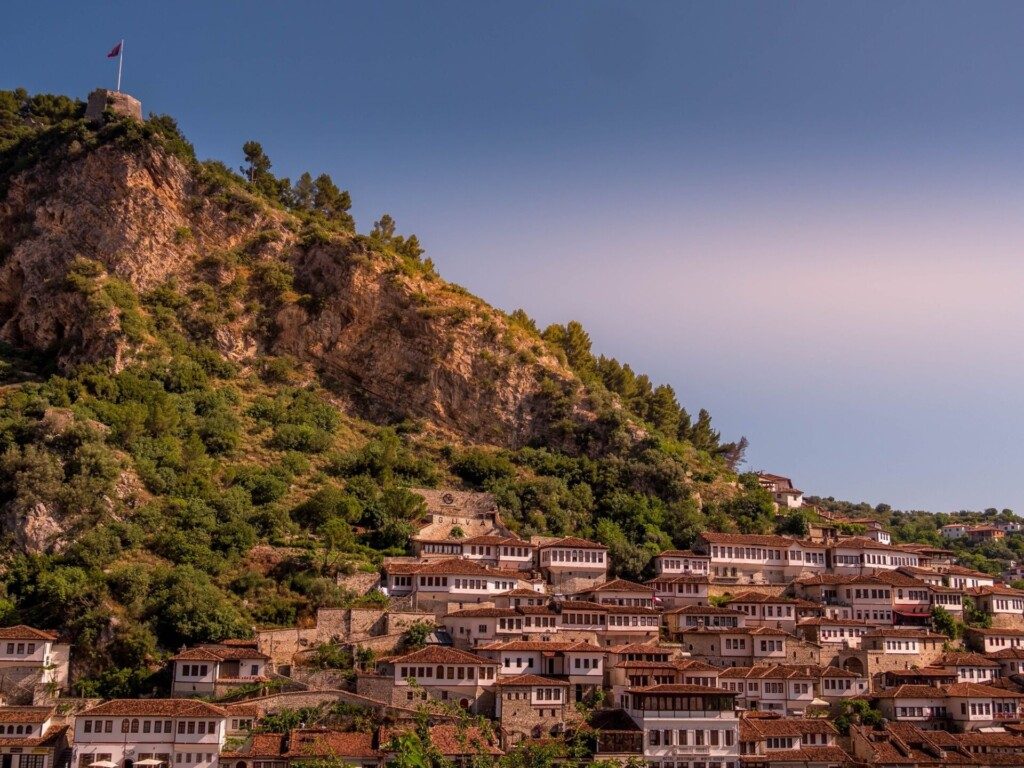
[107,42,122,58]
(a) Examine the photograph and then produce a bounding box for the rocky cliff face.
[0,138,582,447]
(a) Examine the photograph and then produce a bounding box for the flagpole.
[116,40,124,92]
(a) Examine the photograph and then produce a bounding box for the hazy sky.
[4,1,1024,512]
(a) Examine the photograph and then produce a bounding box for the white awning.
[89,761,118,768]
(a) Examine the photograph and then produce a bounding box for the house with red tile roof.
[169,641,270,698]
[533,536,609,594]
[738,714,849,768]
[755,473,805,509]
[493,675,572,745]
[73,699,229,768]
[720,665,865,716]
[0,626,69,701]
[621,684,741,767]
[366,645,499,715]
[0,706,68,768]
[696,532,827,584]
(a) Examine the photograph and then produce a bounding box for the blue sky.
[4,1,1024,512]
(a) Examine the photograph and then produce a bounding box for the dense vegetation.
[0,89,810,697]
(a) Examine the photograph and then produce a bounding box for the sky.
[3,1,1024,512]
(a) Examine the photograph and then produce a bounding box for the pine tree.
[293,172,315,210]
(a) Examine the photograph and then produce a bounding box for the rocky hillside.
[0,127,583,447]
[0,90,762,693]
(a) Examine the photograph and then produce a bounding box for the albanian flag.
[107,42,122,58]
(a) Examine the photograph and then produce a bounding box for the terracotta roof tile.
[81,699,229,717]
[0,707,53,723]
[285,729,378,758]
[493,674,570,687]
[0,626,57,641]
[389,646,497,666]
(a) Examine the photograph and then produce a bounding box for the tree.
[293,172,315,210]
[776,508,809,537]
[931,605,960,639]
[834,699,883,735]
[319,518,355,572]
[313,174,354,229]
[398,620,434,651]
[241,141,276,197]
[372,214,397,240]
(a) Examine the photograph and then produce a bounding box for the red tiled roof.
[0,626,57,641]
[493,674,570,687]
[721,664,855,680]
[389,646,497,666]
[584,578,654,594]
[666,605,744,616]
[943,682,1024,697]
[479,640,601,652]
[740,746,850,764]
[701,532,822,548]
[935,652,1001,668]
[285,729,378,758]
[739,716,838,738]
[0,707,53,723]
[536,536,606,550]
[443,607,518,618]
[81,699,229,717]
[724,591,817,608]
[657,550,706,558]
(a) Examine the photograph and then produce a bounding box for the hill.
[0,89,769,693]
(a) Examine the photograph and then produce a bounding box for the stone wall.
[991,614,1024,631]
[85,89,142,122]
[498,692,567,745]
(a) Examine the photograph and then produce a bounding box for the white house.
[72,699,228,768]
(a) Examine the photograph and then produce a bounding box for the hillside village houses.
[4,481,1024,768]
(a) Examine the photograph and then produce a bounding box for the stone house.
[493,675,571,744]
[674,627,818,668]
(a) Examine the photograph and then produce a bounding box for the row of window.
[648,728,735,747]
[83,719,219,735]
[398,665,495,681]
[658,559,708,571]
[542,549,606,564]
[3,642,37,655]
